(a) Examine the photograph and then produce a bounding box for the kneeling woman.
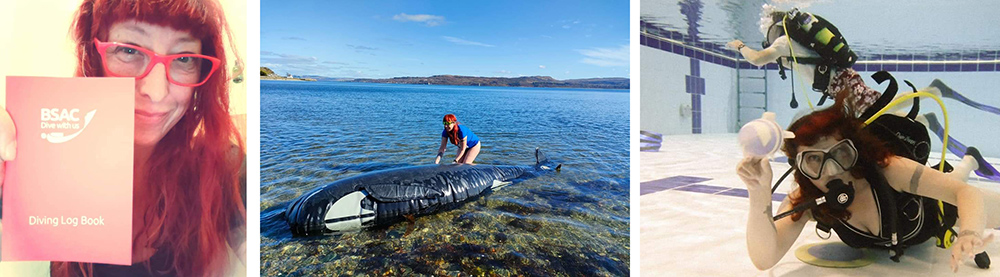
[737,93,1000,272]
[435,114,481,164]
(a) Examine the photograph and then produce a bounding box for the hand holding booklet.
[2,76,134,265]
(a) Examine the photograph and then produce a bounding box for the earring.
[192,91,199,112]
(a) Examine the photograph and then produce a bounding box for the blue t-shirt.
[442,125,480,148]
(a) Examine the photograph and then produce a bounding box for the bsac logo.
[40,108,97,143]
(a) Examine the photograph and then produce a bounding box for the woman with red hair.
[737,92,1000,272]
[435,114,482,164]
[0,0,245,276]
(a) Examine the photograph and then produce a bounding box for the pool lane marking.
[640,175,712,195]
[641,175,787,201]
[645,175,1000,231]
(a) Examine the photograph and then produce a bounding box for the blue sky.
[261,1,629,79]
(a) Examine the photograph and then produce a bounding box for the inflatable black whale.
[285,148,560,236]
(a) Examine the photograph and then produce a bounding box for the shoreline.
[266,79,630,92]
[260,76,316,81]
[344,80,629,90]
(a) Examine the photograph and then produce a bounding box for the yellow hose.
[861,91,949,172]
[783,14,815,111]
[780,14,948,172]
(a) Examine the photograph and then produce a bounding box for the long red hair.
[54,0,245,276]
[781,89,893,223]
[444,114,461,145]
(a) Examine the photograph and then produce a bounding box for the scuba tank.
[762,8,859,101]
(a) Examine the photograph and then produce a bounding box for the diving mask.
[796,139,858,180]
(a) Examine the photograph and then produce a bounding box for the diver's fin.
[924,113,966,154]
[924,113,1000,181]
[364,184,444,202]
[966,147,994,177]
[929,79,1000,116]
[930,79,956,98]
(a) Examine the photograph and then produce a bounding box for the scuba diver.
[726,5,875,113]
[728,5,998,180]
[736,92,999,272]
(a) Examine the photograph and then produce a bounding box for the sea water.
[260,80,630,275]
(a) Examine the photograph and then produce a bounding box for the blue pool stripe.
[640,175,712,195]
[641,175,789,201]
[716,188,750,198]
[640,31,1000,72]
[675,183,729,194]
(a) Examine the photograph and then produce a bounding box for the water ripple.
[261,81,629,276]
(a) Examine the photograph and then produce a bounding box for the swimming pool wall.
[640,23,1000,157]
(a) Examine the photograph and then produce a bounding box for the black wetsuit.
[826,174,958,250]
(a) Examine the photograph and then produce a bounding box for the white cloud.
[442,36,495,47]
[577,44,629,67]
[393,13,445,26]
[539,65,546,69]
[559,19,581,29]
[261,51,354,76]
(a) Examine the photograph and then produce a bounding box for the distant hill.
[260,67,316,81]
[260,67,275,76]
[351,75,629,89]
[299,75,354,82]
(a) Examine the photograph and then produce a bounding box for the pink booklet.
[3,76,134,265]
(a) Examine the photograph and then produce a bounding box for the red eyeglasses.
[93,38,221,87]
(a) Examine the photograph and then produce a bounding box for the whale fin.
[491,179,513,190]
[322,191,375,234]
[535,147,548,167]
[364,184,444,202]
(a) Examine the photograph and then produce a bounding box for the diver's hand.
[0,107,16,198]
[727,40,746,50]
[951,230,994,272]
[737,157,772,194]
